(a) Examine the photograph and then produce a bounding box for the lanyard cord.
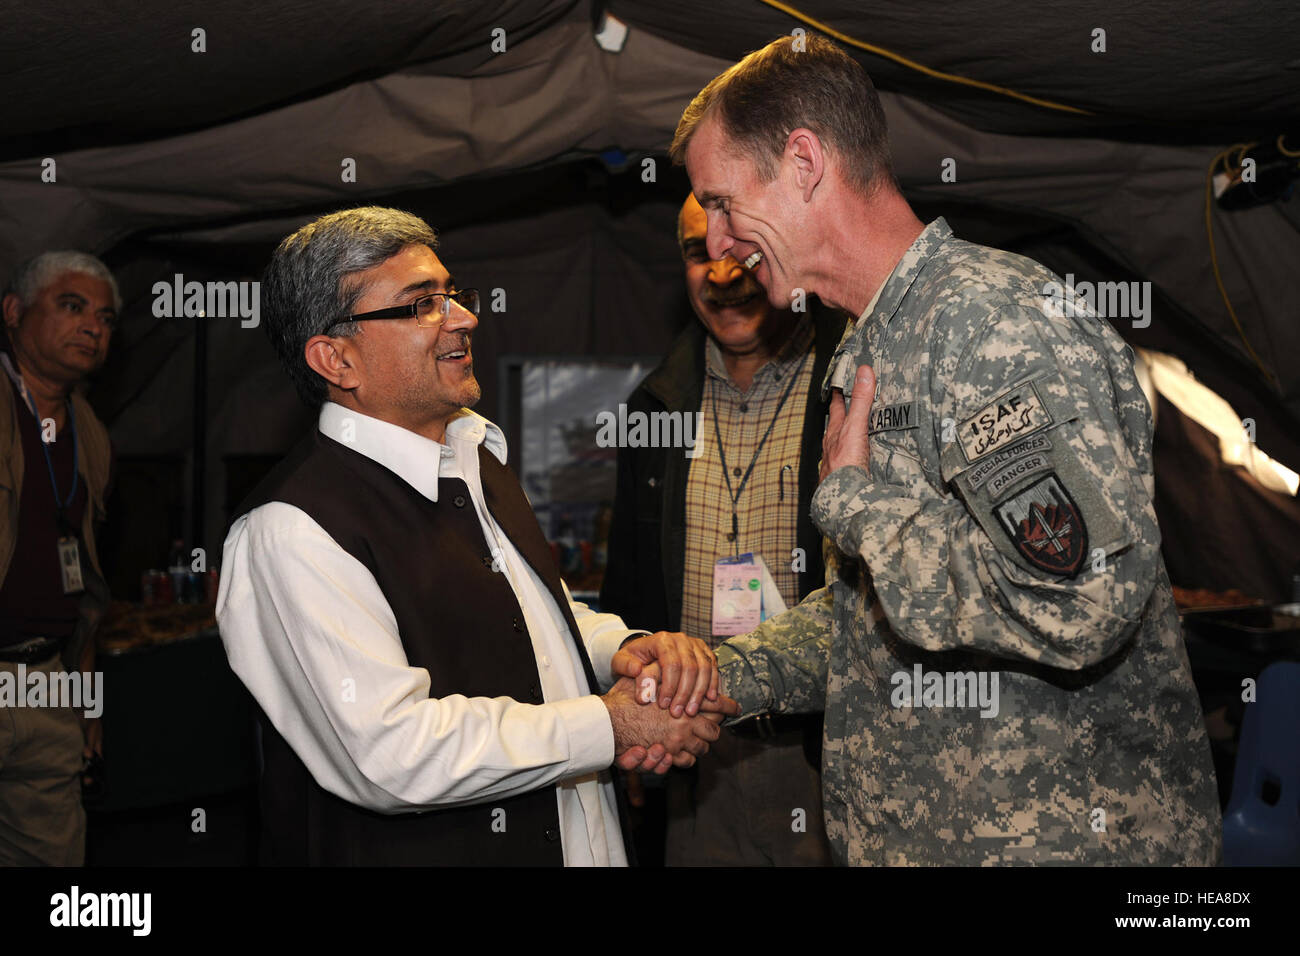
[710,352,808,555]
[20,383,80,520]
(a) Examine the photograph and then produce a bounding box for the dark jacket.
[600,306,847,632]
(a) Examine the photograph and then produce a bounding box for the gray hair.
[8,251,122,312]
[261,206,439,406]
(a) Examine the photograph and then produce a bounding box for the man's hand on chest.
[820,364,876,481]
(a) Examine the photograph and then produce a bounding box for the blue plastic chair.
[1222,660,1300,865]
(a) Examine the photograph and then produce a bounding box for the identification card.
[58,536,84,594]
[711,554,763,636]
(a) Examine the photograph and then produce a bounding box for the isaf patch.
[959,382,1052,462]
[993,474,1088,576]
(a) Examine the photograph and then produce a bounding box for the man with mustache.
[0,252,117,865]
[217,206,735,866]
[654,35,1222,865]
[601,194,843,865]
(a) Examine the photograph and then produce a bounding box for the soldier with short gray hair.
[651,34,1223,865]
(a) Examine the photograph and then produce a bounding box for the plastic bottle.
[168,538,188,604]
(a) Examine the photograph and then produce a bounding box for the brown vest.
[232,427,626,865]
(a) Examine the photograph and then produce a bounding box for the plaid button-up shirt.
[680,316,816,647]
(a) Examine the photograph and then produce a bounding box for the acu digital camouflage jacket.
[716,219,1222,866]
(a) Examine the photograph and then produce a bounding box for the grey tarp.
[0,3,1296,573]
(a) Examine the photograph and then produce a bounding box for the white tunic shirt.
[217,402,639,865]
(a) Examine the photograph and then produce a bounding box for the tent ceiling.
[613,0,1300,142]
[0,0,585,160]
[2,1,1297,473]
[5,0,1294,160]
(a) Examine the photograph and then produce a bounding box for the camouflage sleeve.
[812,303,1161,671]
[715,585,834,719]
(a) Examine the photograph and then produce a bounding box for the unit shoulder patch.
[959,381,1052,462]
[992,474,1088,576]
[964,434,1052,492]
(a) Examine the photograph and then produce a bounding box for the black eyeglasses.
[345,289,480,328]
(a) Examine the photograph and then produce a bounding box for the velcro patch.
[870,401,918,433]
[993,474,1088,577]
[986,453,1050,497]
[959,382,1052,462]
[964,434,1053,491]
[823,349,857,400]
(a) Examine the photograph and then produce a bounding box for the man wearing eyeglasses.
[217,206,735,866]
[0,252,118,865]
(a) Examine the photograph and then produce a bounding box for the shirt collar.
[704,312,815,390]
[855,217,954,334]
[317,402,508,502]
[1,351,24,391]
[0,350,60,417]
[820,218,953,401]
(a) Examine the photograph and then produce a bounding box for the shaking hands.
[601,631,739,775]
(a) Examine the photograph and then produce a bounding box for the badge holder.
[711,553,788,637]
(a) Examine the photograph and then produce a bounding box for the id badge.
[711,554,763,636]
[57,536,85,594]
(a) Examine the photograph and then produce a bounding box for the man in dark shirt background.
[0,251,117,865]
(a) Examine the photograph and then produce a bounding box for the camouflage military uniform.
[716,218,1222,865]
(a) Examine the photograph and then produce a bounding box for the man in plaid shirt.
[601,193,847,865]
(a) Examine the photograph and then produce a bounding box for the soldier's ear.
[786,128,824,201]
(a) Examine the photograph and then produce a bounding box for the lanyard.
[710,352,808,555]
[20,383,80,526]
